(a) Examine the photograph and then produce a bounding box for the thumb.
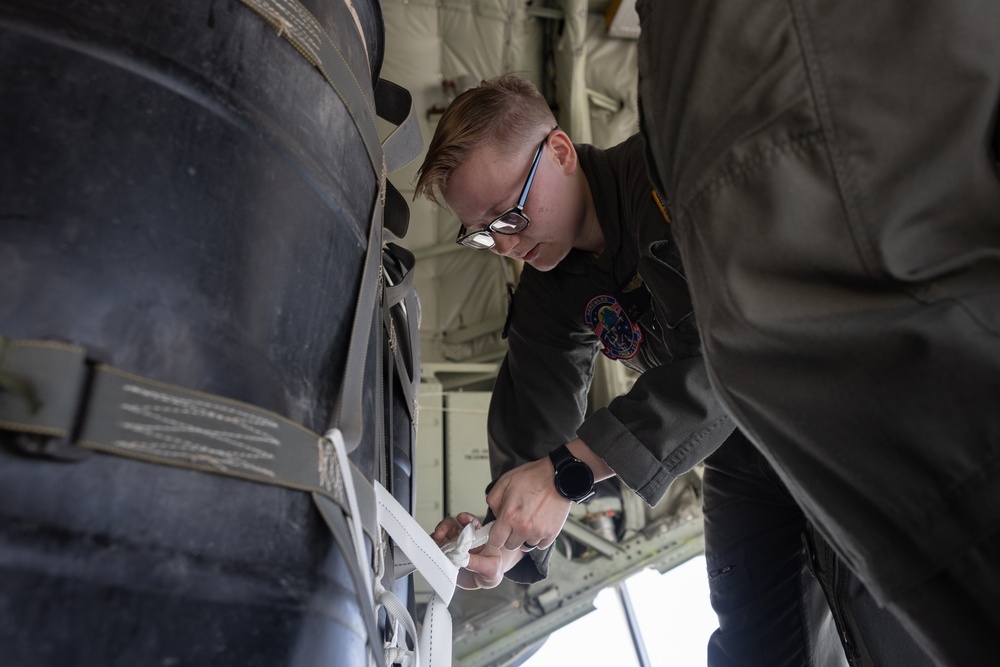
[485,475,508,514]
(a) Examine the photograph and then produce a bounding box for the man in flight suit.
[416,74,930,665]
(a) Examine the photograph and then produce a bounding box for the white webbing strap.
[375,483,458,605]
[373,483,493,667]
[318,431,489,667]
[372,543,418,667]
[323,429,370,573]
[410,519,492,667]
[310,431,483,667]
[418,595,453,667]
[392,520,491,580]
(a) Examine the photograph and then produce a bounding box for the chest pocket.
[640,238,694,328]
[638,239,703,361]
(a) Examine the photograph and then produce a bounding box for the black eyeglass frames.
[455,128,556,250]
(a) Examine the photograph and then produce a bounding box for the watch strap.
[549,444,575,469]
[548,444,595,502]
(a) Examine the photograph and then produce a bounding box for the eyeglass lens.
[490,212,528,234]
[462,232,496,249]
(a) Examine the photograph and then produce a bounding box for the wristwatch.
[549,445,596,502]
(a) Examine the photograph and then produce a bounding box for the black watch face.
[558,462,594,500]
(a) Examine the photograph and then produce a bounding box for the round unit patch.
[584,294,643,360]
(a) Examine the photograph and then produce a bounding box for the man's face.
[443,131,586,272]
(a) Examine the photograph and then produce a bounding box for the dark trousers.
[703,432,934,667]
[886,530,1000,666]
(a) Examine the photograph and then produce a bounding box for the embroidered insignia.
[584,294,643,360]
[652,189,670,222]
[622,272,644,293]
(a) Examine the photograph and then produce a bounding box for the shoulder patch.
[584,294,643,360]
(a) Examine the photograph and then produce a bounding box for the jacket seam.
[681,131,824,217]
[787,0,886,285]
[663,414,730,472]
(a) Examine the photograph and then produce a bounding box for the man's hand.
[485,438,615,552]
[485,457,571,552]
[432,513,519,590]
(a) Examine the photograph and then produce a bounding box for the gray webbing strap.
[240,0,383,455]
[212,17,413,662]
[0,339,358,512]
[205,3,426,663]
[339,191,384,456]
[238,0,423,456]
[238,1,423,180]
[313,492,383,656]
[375,79,423,173]
[239,0,382,174]
[384,244,419,423]
[384,244,417,313]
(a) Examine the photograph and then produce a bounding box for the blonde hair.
[414,73,556,206]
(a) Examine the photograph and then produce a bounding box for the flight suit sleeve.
[487,265,599,584]
[579,357,733,506]
[488,266,599,480]
[577,135,734,506]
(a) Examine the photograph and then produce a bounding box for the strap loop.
[375,79,423,173]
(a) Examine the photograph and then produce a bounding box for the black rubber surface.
[0,1,409,664]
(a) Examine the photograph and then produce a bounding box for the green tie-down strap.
[0,337,366,518]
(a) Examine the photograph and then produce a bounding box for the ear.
[547,129,578,175]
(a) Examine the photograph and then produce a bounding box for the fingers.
[485,479,513,550]
[455,547,504,590]
[504,531,528,552]
[486,459,573,551]
[430,516,463,546]
[486,521,527,552]
[465,551,504,590]
[485,518,512,551]
[465,552,501,578]
[487,498,566,551]
[432,513,487,548]
[485,473,544,550]
[455,571,484,591]
[491,515,548,551]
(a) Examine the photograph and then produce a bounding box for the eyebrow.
[459,199,508,232]
[483,171,524,219]
[483,201,508,219]
[464,203,508,233]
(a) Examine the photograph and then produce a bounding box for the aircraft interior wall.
[377,2,707,665]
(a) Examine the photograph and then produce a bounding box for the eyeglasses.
[455,130,554,250]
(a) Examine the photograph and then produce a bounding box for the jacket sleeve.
[576,135,734,506]
[578,356,733,506]
[485,265,599,584]
[487,266,599,481]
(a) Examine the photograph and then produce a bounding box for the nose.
[490,232,520,257]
